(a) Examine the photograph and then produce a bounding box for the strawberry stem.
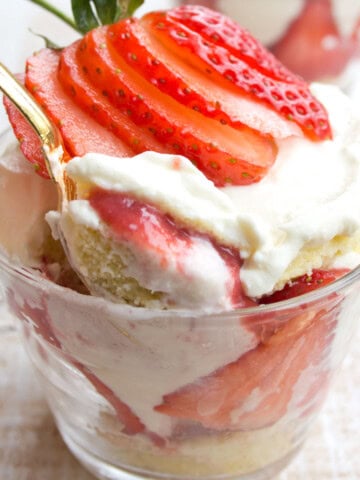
[27,0,81,33]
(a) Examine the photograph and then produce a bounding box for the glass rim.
[1,248,360,318]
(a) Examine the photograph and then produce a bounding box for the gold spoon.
[0,62,75,202]
[0,62,96,297]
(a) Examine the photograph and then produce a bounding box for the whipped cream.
[63,84,360,299]
[66,151,241,247]
[225,83,360,296]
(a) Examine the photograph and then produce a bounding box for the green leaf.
[71,0,100,33]
[92,0,118,25]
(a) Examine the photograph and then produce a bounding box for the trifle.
[1,2,360,480]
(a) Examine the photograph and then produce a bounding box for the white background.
[0,0,76,132]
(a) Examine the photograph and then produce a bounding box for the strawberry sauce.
[89,188,251,308]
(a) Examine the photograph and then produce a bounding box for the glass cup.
[1,2,360,479]
[1,248,359,480]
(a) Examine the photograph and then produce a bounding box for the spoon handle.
[0,62,62,178]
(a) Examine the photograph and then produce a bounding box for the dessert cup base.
[59,422,302,480]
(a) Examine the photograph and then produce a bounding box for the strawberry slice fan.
[4,5,331,187]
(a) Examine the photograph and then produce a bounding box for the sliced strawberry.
[89,188,252,308]
[142,8,332,141]
[68,25,277,186]
[271,0,359,82]
[58,40,164,155]
[24,49,132,161]
[246,268,349,344]
[73,361,146,435]
[167,5,305,85]
[155,269,346,431]
[3,95,50,178]
[6,286,147,436]
[75,364,164,443]
[261,268,349,304]
[108,20,299,141]
[155,301,340,431]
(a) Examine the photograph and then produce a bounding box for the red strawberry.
[271,0,359,82]
[73,361,146,435]
[6,286,147,436]
[245,268,349,344]
[61,25,277,186]
[4,5,333,186]
[15,48,132,174]
[142,6,332,141]
[107,20,296,143]
[73,360,165,445]
[155,268,346,431]
[58,40,165,155]
[166,5,305,85]
[261,268,349,304]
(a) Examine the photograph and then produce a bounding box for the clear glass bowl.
[1,248,359,480]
